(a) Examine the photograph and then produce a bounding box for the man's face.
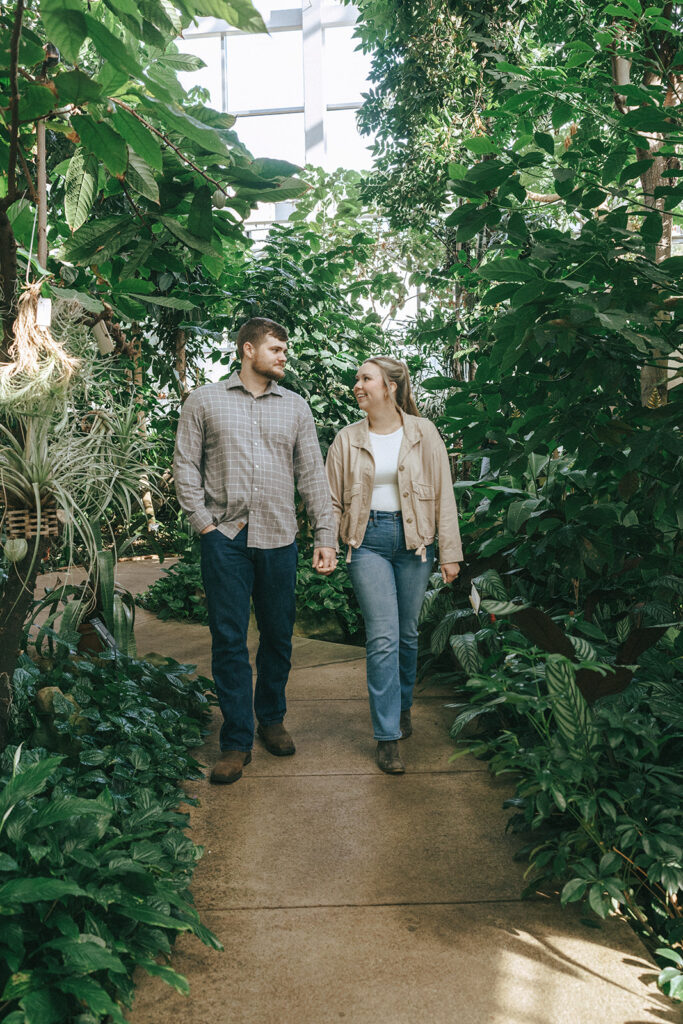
[248,333,288,380]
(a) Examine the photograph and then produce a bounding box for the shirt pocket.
[411,481,436,536]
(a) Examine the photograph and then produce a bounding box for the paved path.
[54,560,676,1024]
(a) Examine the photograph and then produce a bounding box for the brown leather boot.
[376,740,405,774]
[210,750,251,785]
[399,709,412,739]
[257,722,296,756]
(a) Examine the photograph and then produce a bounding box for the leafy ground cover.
[136,552,364,643]
[418,567,683,1001]
[0,650,218,1023]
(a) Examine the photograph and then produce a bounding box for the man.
[174,317,337,784]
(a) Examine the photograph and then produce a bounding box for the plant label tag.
[36,296,52,326]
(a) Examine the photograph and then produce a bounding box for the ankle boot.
[376,740,405,774]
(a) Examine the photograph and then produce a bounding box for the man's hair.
[236,317,288,359]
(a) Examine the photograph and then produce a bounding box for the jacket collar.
[349,407,420,448]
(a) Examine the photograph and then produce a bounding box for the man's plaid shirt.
[173,371,336,549]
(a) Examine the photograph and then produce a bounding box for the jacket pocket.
[411,481,435,536]
[340,483,362,537]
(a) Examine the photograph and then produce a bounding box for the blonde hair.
[364,356,420,417]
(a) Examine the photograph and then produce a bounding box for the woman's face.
[353,362,394,412]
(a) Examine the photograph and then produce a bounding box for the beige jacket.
[325,411,463,564]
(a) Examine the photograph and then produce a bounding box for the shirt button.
[402,491,409,497]
[399,465,404,471]
[406,517,413,523]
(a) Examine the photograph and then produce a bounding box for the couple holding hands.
[174,317,463,784]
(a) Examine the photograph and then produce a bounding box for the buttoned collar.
[225,369,283,397]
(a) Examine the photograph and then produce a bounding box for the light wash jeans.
[347,511,434,741]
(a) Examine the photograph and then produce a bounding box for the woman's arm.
[431,423,464,566]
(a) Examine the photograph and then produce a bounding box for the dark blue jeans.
[200,527,297,752]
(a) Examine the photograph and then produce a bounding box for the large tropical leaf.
[545,656,598,751]
[64,148,98,232]
[40,0,87,63]
[450,632,482,675]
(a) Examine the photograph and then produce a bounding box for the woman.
[326,357,463,774]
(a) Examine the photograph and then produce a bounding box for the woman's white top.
[369,427,403,511]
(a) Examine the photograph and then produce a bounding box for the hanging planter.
[4,506,60,539]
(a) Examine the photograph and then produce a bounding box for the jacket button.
[399,464,404,471]
[406,517,413,523]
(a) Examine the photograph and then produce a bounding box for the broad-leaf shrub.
[419,570,683,996]
[137,552,363,642]
[0,652,218,1023]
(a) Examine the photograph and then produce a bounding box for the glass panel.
[227,31,303,111]
[235,111,305,166]
[175,35,223,110]
[323,26,371,105]
[254,0,302,13]
[324,108,374,171]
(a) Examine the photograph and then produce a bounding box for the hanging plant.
[0,282,80,411]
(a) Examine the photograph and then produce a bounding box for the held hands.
[441,562,461,585]
[201,525,217,534]
[313,547,338,576]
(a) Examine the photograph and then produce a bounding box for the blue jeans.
[347,512,434,741]
[200,527,297,752]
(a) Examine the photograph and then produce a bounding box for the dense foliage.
[0,650,216,1022]
[351,0,683,1000]
[137,552,364,643]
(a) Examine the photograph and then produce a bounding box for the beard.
[253,356,285,380]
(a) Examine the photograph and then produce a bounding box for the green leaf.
[65,148,98,232]
[566,48,594,69]
[545,656,598,750]
[59,215,131,263]
[560,878,587,904]
[463,137,498,155]
[533,131,555,156]
[448,162,468,180]
[0,877,86,904]
[0,754,63,823]
[588,883,609,918]
[55,69,103,106]
[449,632,482,675]
[18,81,56,120]
[471,569,507,600]
[552,101,574,130]
[84,13,142,79]
[620,158,655,184]
[51,286,104,314]
[139,960,190,994]
[56,978,125,1022]
[188,0,266,32]
[480,599,530,615]
[251,157,302,178]
[507,498,543,532]
[125,149,160,203]
[96,62,129,95]
[40,0,87,64]
[640,211,663,243]
[112,107,163,171]
[568,635,597,661]
[160,216,221,256]
[188,185,213,240]
[114,904,193,929]
[144,97,233,158]
[141,294,195,310]
[511,279,546,307]
[71,115,127,176]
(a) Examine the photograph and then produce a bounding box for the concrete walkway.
[43,560,676,1024]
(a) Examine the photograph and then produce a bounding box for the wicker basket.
[5,507,60,539]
